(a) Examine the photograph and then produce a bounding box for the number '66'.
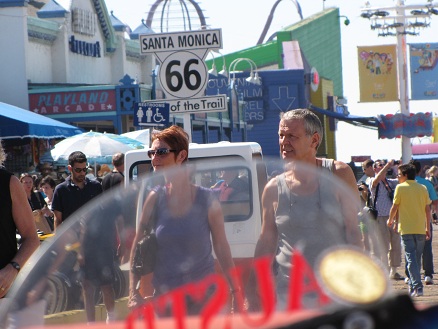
[165,59,202,92]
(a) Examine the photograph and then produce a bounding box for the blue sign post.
[134,102,170,127]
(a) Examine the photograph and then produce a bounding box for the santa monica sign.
[139,29,227,114]
[140,29,222,53]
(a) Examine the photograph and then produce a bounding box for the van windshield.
[129,156,253,222]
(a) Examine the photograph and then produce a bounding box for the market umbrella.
[0,102,83,139]
[121,129,151,146]
[49,131,145,166]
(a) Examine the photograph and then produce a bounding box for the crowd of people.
[1,108,437,324]
[358,157,437,297]
[0,149,127,324]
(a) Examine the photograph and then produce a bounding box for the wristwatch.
[9,261,20,272]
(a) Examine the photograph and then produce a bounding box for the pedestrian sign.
[134,102,170,127]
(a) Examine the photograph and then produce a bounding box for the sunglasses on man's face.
[147,148,177,158]
[73,167,87,173]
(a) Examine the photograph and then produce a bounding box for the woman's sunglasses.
[147,148,177,158]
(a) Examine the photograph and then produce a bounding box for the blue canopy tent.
[0,102,83,171]
[0,102,83,139]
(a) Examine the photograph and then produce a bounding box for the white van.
[124,141,268,266]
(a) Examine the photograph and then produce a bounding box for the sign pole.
[183,113,192,142]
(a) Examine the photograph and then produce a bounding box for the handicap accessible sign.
[134,102,170,127]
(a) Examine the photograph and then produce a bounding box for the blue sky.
[105,0,438,162]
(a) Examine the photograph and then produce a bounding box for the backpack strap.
[372,183,380,208]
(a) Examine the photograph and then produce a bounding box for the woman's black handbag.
[131,192,159,276]
[131,229,157,276]
[365,206,378,220]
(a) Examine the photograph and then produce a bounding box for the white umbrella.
[50,131,145,165]
[121,129,150,147]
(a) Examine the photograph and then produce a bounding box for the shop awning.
[0,102,83,139]
[309,104,379,129]
[412,143,438,160]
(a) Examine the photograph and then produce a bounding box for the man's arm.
[333,160,362,247]
[425,204,432,240]
[387,203,400,227]
[53,210,63,231]
[0,175,40,297]
[371,160,394,188]
[254,178,279,259]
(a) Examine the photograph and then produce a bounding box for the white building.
[0,0,155,133]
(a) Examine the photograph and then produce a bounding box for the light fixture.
[218,66,228,77]
[228,58,262,85]
[207,51,218,76]
[208,64,218,76]
[339,15,350,26]
[214,50,228,77]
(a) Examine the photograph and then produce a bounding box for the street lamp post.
[395,2,411,164]
[361,0,438,163]
[225,58,262,137]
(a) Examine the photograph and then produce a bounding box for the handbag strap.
[382,178,394,194]
[144,188,161,234]
[371,182,380,208]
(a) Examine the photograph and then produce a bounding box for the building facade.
[0,1,345,163]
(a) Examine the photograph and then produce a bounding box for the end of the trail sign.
[134,102,170,127]
[167,95,227,114]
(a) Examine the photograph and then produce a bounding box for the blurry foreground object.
[1,155,435,329]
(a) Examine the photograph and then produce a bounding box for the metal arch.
[178,0,191,31]
[257,0,303,45]
[145,0,207,32]
[161,0,170,32]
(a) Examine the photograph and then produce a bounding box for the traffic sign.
[134,102,170,127]
[158,50,207,99]
[140,29,223,102]
[138,29,227,140]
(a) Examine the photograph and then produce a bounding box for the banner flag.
[358,45,398,102]
[378,112,433,139]
[410,43,438,100]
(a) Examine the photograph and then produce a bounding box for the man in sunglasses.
[52,151,110,323]
[52,151,103,230]
[369,159,402,280]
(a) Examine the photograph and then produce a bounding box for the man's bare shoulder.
[262,175,280,197]
[333,159,354,175]
[331,159,357,189]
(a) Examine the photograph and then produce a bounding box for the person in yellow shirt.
[387,163,431,297]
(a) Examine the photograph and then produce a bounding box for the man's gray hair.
[280,109,323,148]
[0,141,6,166]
